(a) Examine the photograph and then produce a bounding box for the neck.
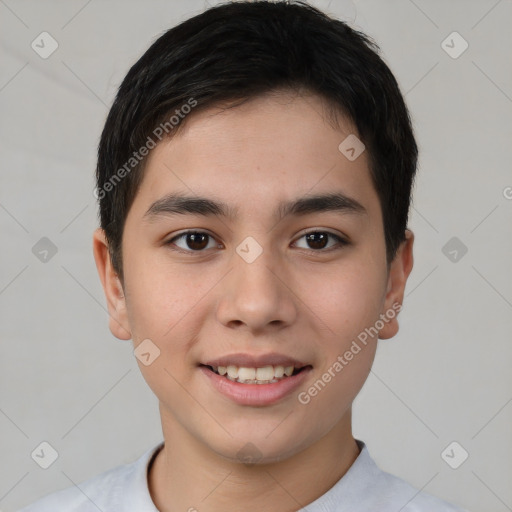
[148,406,360,512]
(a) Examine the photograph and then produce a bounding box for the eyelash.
[165,230,349,254]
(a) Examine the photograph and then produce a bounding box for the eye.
[166,231,220,252]
[165,229,348,254]
[293,230,348,252]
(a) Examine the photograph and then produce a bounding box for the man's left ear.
[378,229,414,340]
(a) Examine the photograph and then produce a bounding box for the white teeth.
[274,366,285,378]
[256,366,274,381]
[227,365,239,379]
[210,364,301,384]
[238,367,256,380]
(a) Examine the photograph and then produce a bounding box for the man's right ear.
[92,228,132,340]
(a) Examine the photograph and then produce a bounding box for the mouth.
[199,355,313,406]
[200,364,310,385]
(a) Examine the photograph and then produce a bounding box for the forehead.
[129,92,380,222]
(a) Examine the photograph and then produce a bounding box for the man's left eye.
[294,231,347,251]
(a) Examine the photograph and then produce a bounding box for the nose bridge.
[234,240,277,294]
[216,236,297,331]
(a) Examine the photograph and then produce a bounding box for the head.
[93,1,416,462]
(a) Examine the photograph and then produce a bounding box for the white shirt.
[19,440,469,511]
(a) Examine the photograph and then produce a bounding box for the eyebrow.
[143,191,367,223]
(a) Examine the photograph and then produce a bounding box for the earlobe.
[378,229,414,340]
[92,228,132,340]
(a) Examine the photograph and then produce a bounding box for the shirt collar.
[296,440,382,511]
[126,439,374,511]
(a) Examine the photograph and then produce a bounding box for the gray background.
[1,0,511,511]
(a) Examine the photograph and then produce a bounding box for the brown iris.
[185,232,210,250]
[305,232,329,250]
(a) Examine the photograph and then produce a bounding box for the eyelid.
[166,229,222,253]
[292,229,348,251]
[294,228,348,242]
[165,229,349,253]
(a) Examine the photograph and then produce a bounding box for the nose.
[215,246,298,334]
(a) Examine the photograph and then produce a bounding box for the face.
[94,92,413,463]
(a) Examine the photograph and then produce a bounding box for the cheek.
[122,263,203,402]
[298,283,379,426]
[300,258,384,408]
[305,260,386,341]
[123,249,194,335]
[123,253,217,371]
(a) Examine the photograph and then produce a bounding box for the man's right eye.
[166,231,221,253]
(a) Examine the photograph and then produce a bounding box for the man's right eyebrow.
[143,193,237,221]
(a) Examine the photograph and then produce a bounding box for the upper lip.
[202,353,308,368]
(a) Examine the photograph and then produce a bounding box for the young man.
[20,1,469,511]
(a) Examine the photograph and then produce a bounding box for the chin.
[203,421,317,465]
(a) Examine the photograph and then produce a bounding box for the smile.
[205,364,305,384]
[199,358,312,406]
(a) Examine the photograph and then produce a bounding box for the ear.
[92,228,132,340]
[378,229,414,340]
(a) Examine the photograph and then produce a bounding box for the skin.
[93,91,414,512]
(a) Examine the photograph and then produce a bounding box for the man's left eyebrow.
[278,192,367,219]
[143,191,367,222]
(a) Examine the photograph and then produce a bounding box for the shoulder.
[371,467,469,512]
[353,442,470,512]
[17,443,163,512]
[315,440,470,512]
[17,467,121,512]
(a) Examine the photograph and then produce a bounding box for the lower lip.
[199,366,312,406]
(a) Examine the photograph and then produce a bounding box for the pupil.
[188,232,208,250]
[307,232,327,250]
